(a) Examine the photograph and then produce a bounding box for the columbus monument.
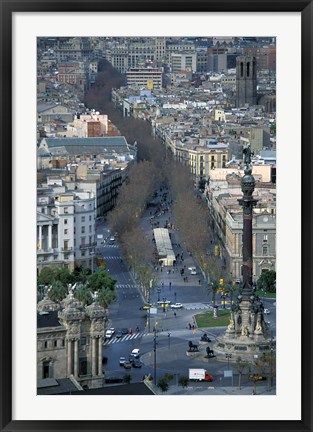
[214,144,275,362]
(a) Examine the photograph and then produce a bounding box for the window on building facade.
[64,219,68,225]
[263,234,268,242]
[64,207,68,214]
[263,246,268,256]
[64,229,68,235]
[81,216,85,222]
[81,226,85,234]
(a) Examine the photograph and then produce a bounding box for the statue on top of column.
[243,143,254,174]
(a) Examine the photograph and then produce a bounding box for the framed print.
[1,1,312,431]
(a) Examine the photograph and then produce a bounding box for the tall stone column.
[98,337,103,376]
[38,225,42,250]
[238,145,257,300]
[48,224,52,250]
[74,339,79,377]
[85,293,106,387]
[91,337,97,376]
[67,339,72,375]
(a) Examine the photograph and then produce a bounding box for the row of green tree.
[37,266,116,308]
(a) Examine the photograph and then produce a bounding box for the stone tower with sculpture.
[214,143,276,361]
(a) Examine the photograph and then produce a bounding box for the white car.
[105,327,115,339]
[131,348,140,357]
[190,269,197,275]
[105,330,114,339]
[119,356,126,366]
[171,303,183,309]
[188,266,196,272]
[263,308,270,314]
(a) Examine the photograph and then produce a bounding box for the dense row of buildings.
[36,36,276,390]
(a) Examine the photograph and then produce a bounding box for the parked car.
[188,266,196,271]
[115,330,123,338]
[123,361,132,369]
[131,348,140,357]
[263,308,270,314]
[129,354,137,363]
[119,356,126,366]
[121,328,128,335]
[171,303,183,309]
[190,269,197,275]
[132,359,143,368]
[105,376,123,384]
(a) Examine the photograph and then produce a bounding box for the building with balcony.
[37,190,96,273]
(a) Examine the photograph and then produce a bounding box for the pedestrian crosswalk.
[104,256,122,260]
[115,284,140,290]
[103,332,147,346]
[182,303,212,310]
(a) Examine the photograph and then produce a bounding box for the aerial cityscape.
[36,36,276,396]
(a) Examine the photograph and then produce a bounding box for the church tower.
[236,56,257,107]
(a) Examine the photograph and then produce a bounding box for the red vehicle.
[189,368,213,382]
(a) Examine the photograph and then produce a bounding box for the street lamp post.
[226,353,232,370]
[157,288,161,302]
[148,279,153,333]
[153,326,158,384]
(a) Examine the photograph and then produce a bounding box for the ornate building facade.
[37,290,107,390]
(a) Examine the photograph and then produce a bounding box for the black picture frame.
[1,1,312,431]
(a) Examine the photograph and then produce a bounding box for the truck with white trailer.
[189,368,213,382]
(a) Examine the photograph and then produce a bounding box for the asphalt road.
[95,188,276,393]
